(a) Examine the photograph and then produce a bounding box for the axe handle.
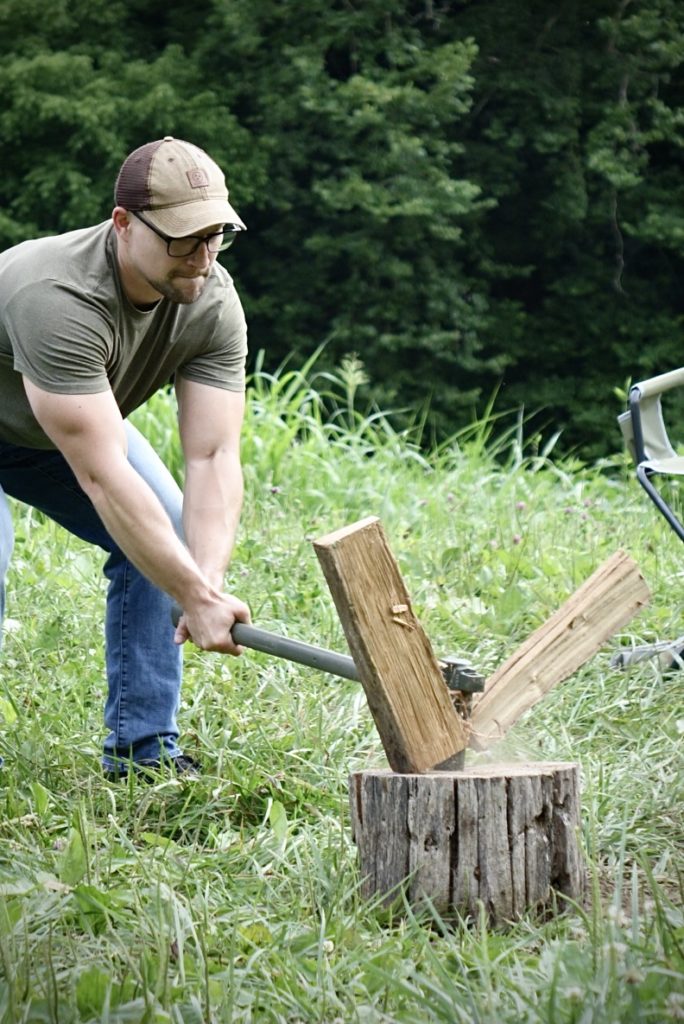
[171,604,360,682]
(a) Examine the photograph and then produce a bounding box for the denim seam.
[113,557,129,753]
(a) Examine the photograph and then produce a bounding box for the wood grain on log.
[314,517,468,772]
[469,551,649,749]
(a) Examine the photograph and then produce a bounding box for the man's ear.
[111,207,132,240]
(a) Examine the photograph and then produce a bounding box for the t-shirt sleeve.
[5,280,111,394]
[176,285,248,393]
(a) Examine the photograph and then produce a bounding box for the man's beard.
[146,271,209,305]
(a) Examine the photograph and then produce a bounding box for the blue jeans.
[0,422,184,769]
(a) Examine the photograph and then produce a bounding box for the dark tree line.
[1,0,682,457]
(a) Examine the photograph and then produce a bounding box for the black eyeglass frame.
[132,211,241,257]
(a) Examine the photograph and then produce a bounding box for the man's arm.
[176,377,244,590]
[23,378,250,653]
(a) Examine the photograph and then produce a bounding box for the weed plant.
[0,358,681,1022]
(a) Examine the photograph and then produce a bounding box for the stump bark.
[349,762,583,924]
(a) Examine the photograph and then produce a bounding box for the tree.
[447,0,684,454]
[194,0,498,430]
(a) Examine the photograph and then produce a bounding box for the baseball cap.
[114,136,246,237]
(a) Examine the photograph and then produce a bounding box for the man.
[0,136,252,777]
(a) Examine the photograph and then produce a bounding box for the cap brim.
[145,199,246,236]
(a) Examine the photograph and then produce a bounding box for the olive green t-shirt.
[0,221,247,449]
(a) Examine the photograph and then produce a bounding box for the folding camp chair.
[615,366,684,669]
[618,366,684,543]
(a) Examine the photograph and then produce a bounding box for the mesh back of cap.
[114,140,165,210]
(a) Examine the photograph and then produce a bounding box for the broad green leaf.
[0,697,17,725]
[57,827,87,887]
[30,780,50,816]
[268,799,288,845]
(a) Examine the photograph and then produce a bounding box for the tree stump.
[349,762,583,924]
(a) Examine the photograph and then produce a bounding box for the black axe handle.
[170,606,485,692]
[171,603,360,682]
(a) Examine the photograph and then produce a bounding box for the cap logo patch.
[187,168,210,189]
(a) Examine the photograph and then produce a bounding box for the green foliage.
[452,0,684,456]
[193,1,496,433]
[0,0,683,454]
[0,3,261,241]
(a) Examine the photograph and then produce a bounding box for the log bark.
[469,550,650,750]
[349,763,583,924]
[314,517,468,772]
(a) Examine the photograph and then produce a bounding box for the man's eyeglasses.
[133,211,241,257]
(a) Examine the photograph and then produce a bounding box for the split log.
[469,550,650,750]
[314,517,468,773]
[349,763,583,924]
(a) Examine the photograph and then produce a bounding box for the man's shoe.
[104,754,201,782]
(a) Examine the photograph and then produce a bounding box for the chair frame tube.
[628,377,684,544]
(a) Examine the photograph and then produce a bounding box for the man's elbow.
[60,445,130,508]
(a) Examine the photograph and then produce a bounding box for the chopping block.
[314,516,650,923]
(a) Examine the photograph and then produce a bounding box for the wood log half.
[469,550,650,750]
[314,517,468,773]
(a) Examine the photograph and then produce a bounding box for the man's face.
[127,215,221,305]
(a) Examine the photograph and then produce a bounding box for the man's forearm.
[86,457,249,652]
[182,451,243,589]
[22,381,249,653]
[86,454,219,607]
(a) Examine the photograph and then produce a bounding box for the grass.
[0,357,682,1023]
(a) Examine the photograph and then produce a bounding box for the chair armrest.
[630,366,684,401]
[628,368,684,465]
